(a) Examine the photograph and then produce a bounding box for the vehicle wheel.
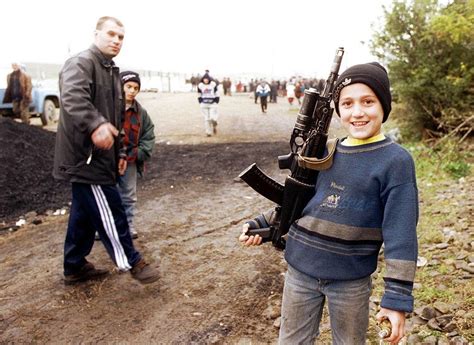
[40,99,58,126]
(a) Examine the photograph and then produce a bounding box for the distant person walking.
[2,62,32,124]
[197,72,219,137]
[53,16,159,285]
[294,81,303,105]
[118,71,156,239]
[190,75,199,92]
[270,80,278,103]
[286,80,296,106]
[256,80,271,113]
[222,78,232,96]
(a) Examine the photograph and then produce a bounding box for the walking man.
[2,62,32,124]
[53,16,159,285]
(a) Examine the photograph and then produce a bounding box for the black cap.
[333,62,391,123]
[120,71,141,90]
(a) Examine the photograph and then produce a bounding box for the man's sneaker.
[64,262,109,285]
[130,229,138,239]
[130,259,159,284]
[95,232,101,241]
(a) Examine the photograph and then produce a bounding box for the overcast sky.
[1,0,392,78]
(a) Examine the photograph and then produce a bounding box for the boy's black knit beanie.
[201,72,212,83]
[120,71,141,90]
[333,62,391,123]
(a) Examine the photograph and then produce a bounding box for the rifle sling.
[297,138,339,171]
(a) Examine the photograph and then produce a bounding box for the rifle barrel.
[322,47,345,98]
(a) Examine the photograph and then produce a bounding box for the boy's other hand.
[239,223,262,246]
[118,158,127,175]
[376,308,406,344]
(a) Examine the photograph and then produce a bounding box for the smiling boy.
[240,62,419,344]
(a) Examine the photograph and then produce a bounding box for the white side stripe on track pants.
[91,185,132,271]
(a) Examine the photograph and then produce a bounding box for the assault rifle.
[239,47,344,249]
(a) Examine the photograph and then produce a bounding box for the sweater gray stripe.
[297,216,383,241]
[385,285,413,295]
[337,141,394,154]
[385,259,416,282]
[289,230,378,256]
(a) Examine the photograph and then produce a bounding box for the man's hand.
[239,223,262,246]
[91,123,118,150]
[376,308,406,344]
[118,158,127,175]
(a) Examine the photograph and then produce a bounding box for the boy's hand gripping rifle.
[239,47,344,249]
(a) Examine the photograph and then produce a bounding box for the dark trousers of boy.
[64,182,142,275]
[260,95,268,113]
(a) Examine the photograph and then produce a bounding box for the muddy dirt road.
[2,92,348,344]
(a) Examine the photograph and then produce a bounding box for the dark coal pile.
[0,118,70,222]
[0,115,288,223]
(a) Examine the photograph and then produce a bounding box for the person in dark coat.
[2,62,32,124]
[53,16,159,285]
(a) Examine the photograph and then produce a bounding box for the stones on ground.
[273,317,281,329]
[435,243,449,250]
[458,262,474,274]
[15,218,26,227]
[433,302,452,315]
[406,334,423,343]
[449,336,469,344]
[24,211,38,220]
[263,304,280,320]
[417,256,428,267]
[420,306,438,321]
[423,335,439,343]
[0,224,20,233]
[413,301,470,339]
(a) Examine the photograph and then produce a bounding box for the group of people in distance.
[51,15,417,345]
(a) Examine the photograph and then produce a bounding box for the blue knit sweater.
[285,137,418,312]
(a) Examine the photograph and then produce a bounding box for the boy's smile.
[338,83,384,140]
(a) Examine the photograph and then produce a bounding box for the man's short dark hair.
[96,16,123,30]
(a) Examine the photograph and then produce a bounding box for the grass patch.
[396,138,472,341]
[414,271,455,304]
[404,138,472,180]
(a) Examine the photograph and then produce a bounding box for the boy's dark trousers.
[63,182,141,275]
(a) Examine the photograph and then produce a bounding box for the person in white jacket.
[256,80,271,113]
[197,72,219,136]
[286,79,296,105]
